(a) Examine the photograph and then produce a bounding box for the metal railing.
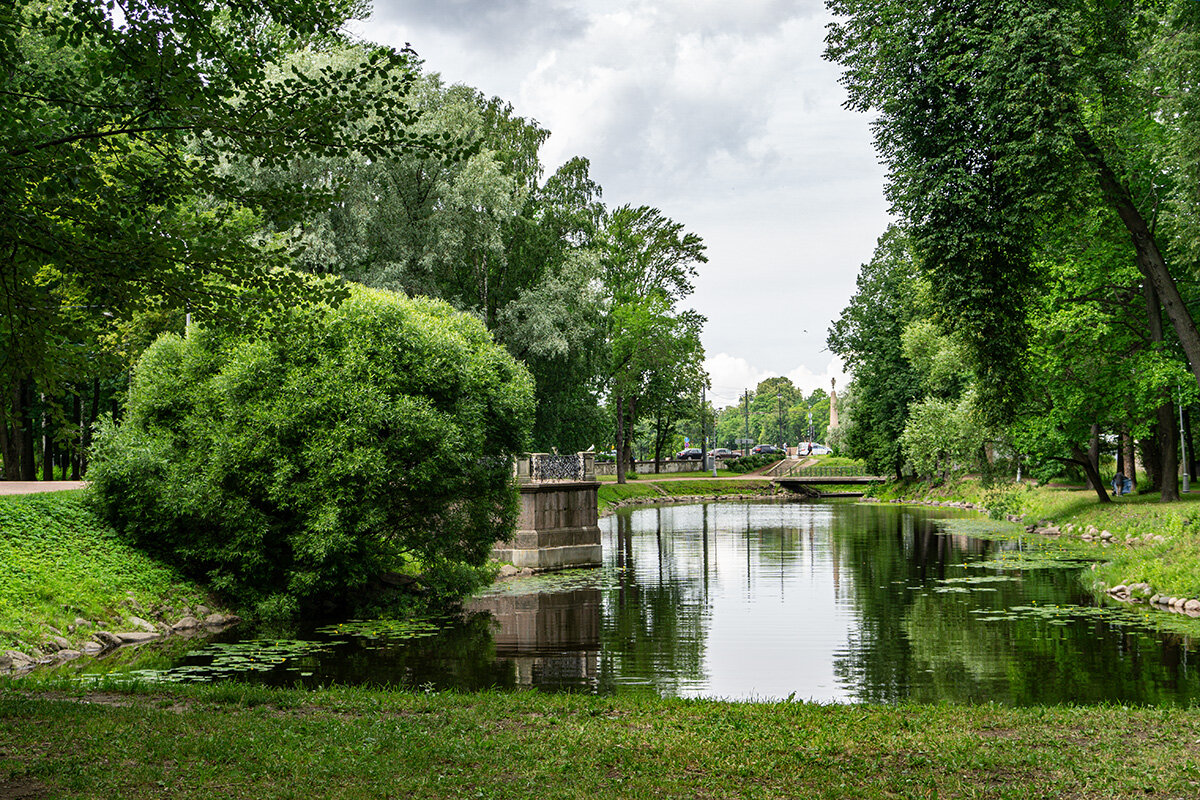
[514,452,597,484]
[786,464,873,478]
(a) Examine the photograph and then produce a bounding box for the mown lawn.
[2,684,1200,799]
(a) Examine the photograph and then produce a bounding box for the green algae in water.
[77,638,338,685]
[473,568,606,598]
[313,618,443,640]
[938,575,1021,586]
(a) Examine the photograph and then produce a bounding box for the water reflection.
[465,589,600,690]
[70,500,1200,704]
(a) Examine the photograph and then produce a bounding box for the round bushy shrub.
[88,286,535,616]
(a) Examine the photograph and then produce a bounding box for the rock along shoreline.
[1,602,240,677]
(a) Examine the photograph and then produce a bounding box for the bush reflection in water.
[62,502,1200,705]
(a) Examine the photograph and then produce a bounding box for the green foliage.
[600,207,708,479]
[0,1,458,480]
[827,227,924,477]
[87,285,534,615]
[899,393,984,480]
[981,483,1028,521]
[826,0,1200,412]
[725,453,784,474]
[0,492,211,651]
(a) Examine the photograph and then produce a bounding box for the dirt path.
[0,481,86,495]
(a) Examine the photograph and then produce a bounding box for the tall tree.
[827,227,924,477]
[826,0,1200,412]
[1,1,452,479]
[599,206,708,483]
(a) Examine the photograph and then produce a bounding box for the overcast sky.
[350,0,892,408]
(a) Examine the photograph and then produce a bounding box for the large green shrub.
[88,286,535,616]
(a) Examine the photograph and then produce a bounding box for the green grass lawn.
[3,683,1199,799]
[598,478,775,513]
[0,492,214,652]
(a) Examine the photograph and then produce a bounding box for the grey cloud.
[365,0,588,54]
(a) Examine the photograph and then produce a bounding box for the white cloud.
[351,1,891,383]
[705,353,848,409]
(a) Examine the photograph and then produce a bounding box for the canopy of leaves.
[828,227,924,476]
[86,286,534,616]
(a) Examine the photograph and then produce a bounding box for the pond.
[68,501,1200,704]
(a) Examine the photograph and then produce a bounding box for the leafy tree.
[599,206,708,483]
[87,286,535,617]
[826,0,1200,412]
[241,60,610,452]
[1011,213,1193,501]
[899,393,981,481]
[1,1,454,479]
[827,227,924,477]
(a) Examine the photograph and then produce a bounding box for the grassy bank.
[598,478,775,514]
[877,479,1200,601]
[0,492,215,653]
[2,683,1199,799]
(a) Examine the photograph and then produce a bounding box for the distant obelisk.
[829,378,838,429]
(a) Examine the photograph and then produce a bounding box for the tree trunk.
[1158,401,1180,502]
[18,379,36,481]
[1184,407,1196,487]
[1141,428,1162,492]
[70,390,82,480]
[81,377,100,476]
[41,394,53,481]
[1122,428,1137,491]
[1071,445,1112,504]
[0,384,14,480]
[1143,277,1181,501]
[1075,129,1200,391]
[1085,424,1100,490]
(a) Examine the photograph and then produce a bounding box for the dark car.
[751,444,778,455]
[675,447,703,460]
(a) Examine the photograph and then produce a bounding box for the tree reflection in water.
[142,501,1200,702]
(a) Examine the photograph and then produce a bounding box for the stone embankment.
[1,601,239,676]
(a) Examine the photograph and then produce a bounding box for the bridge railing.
[788,465,874,478]
[514,452,596,484]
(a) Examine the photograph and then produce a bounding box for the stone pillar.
[492,480,602,570]
[829,377,839,429]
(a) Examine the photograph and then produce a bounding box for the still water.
[80,501,1200,704]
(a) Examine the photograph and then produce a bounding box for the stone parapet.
[493,480,602,571]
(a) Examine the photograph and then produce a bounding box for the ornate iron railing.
[515,452,597,483]
[788,465,873,478]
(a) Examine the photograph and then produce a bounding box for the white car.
[802,443,832,455]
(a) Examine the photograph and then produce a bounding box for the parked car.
[751,444,779,455]
[708,448,732,458]
[675,447,703,460]
[799,442,832,456]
